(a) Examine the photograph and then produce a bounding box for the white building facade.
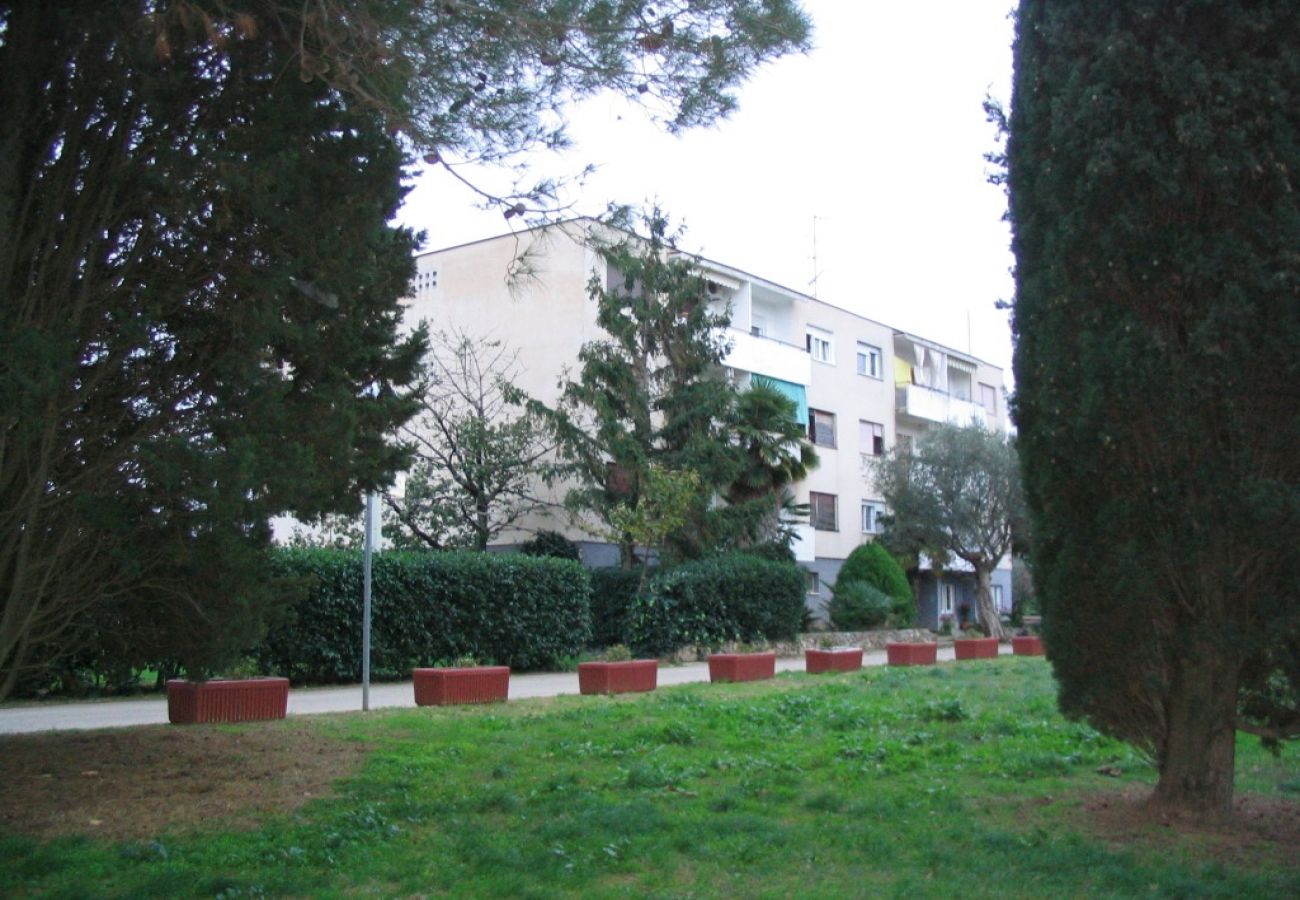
[405,221,1012,626]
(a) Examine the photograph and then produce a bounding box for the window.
[808,409,836,447]
[751,314,767,337]
[992,584,1005,612]
[810,492,838,531]
[979,382,998,413]
[861,500,885,534]
[805,570,821,595]
[805,326,834,364]
[859,420,884,456]
[856,342,882,378]
[941,583,956,615]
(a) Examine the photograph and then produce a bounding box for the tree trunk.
[1151,645,1239,822]
[973,565,1007,640]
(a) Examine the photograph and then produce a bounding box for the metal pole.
[362,491,375,711]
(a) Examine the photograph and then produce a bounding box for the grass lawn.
[2,658,1297,898]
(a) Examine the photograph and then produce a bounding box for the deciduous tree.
[1007,0,1300,819]
[385,330,554,551]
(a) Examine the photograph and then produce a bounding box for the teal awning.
[752,375,808,425]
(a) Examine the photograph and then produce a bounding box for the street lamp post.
[361,490,376,711]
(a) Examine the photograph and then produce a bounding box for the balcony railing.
[895,382,988,426]
[723,328,812,386]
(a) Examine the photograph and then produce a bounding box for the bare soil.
[0,719,369,841]
[1072,785,1300,869]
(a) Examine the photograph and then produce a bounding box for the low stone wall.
[664,629,937,662]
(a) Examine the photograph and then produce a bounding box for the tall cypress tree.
[1008,0,1300,819]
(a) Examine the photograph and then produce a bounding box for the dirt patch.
[0,719,370,841]
[1071,784,1300,869]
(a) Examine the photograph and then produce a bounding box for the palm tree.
[726,380,819,546]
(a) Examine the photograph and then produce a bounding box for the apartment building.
[405,220,1012,626]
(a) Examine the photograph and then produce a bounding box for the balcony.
[722,328,811,386]
[895,383,987,426]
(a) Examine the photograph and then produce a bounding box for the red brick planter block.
[167,677,289,725]
[708,652,777,683]
[413,667,510,706]
[578,660,658,695]
[1012,635,1045,657]
[886,642,938,666]
[805,647,864,674]
[953,637,1000,660]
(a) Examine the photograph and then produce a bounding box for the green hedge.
[828,582,893,630]
[626,553,805,656]
[589,566,652,648]
[833,542,915,627]
[258,549,591,683]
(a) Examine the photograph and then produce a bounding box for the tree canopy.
[0,0,810,697]
[385,331,554,551]
[541,211,817,564]
[1007,0,1300,820]
[873,423,1024,639]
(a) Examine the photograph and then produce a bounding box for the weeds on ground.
[2,658,1297,899]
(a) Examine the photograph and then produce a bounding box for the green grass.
[3,659,1297,898]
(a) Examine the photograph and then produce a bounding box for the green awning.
[752,375,808,425]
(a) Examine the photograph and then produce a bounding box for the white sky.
[394,0,1018,378]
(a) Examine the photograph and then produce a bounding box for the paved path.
[0,646,992,735]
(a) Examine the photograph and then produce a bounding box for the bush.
[589,566,651,648]
[833,542,915,626]
[258,549,591,683]
[828,582,893,631]
[519,529,581,561]
[625,553,805,657]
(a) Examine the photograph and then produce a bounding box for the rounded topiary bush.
[833,541,915,626]
[828,581,893,630]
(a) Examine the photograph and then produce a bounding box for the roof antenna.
[809,216,827,298]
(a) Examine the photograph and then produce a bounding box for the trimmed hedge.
[626,553,805,657]
[589,566,652,648]
[258,549,591,683]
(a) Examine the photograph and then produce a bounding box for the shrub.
[833,542,915,626]
[743,541,796,564]
[589,566,650,648]
[519,529,581,561]
[626,553,805,657]
[258,549,591,683]
[828,582,893,631]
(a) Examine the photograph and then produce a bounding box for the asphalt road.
[0,646,987,735]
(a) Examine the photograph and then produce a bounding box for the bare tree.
[386,330,555,551]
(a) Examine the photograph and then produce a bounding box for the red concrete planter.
[1012,635,1045,657]
[805,647,864,674]
[886,642,938,666]
[578,660,658,695]
[167,677,289,725]
[708,652,777,683]
[413,666,510,706]
[953,637,1000,660]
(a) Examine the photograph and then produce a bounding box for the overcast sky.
[395,0,1018,378]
